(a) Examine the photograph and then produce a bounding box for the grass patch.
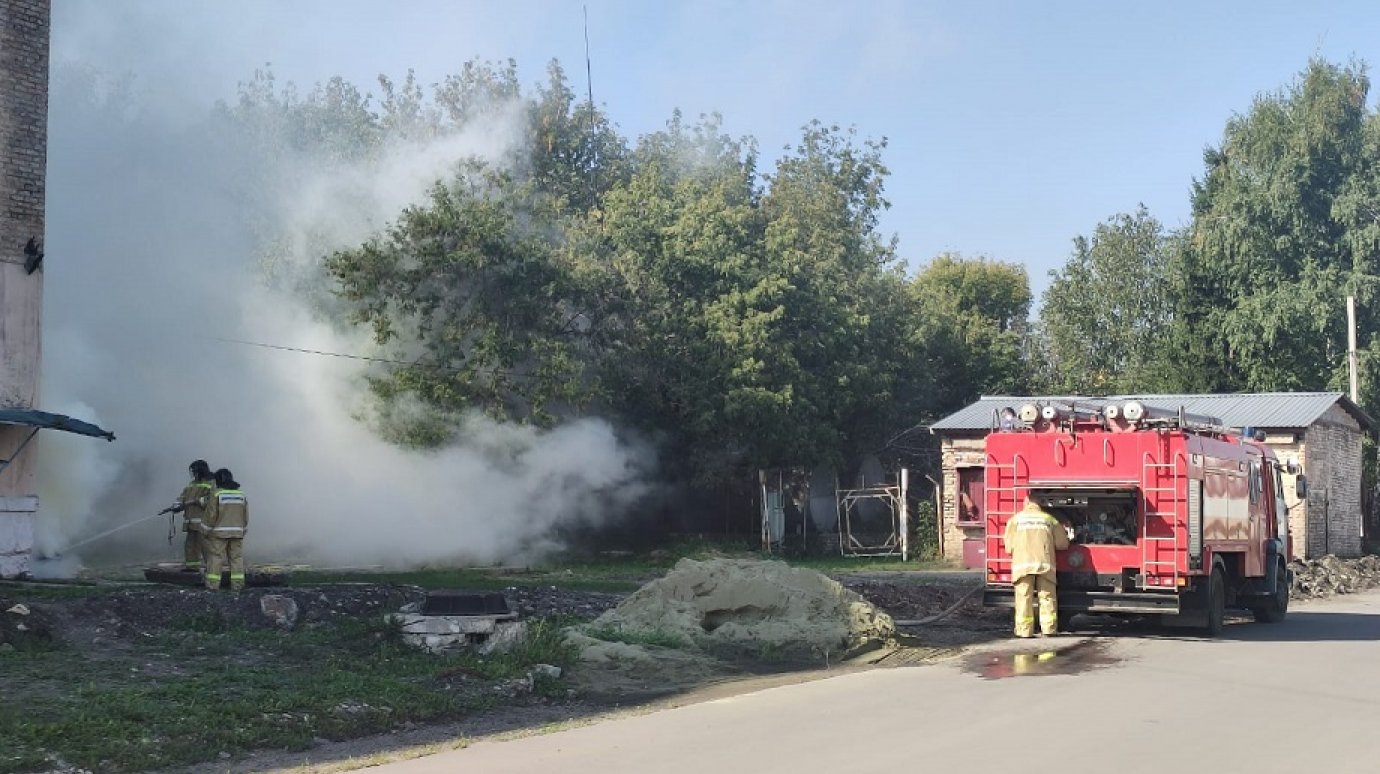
[0,614,576,774]
[293,550,960,598]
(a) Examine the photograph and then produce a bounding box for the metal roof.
[0,408,116,440]
[929,392,1374,434]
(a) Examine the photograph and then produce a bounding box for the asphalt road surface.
[376,590,1380,774]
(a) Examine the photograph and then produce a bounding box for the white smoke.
[39,28,652,570]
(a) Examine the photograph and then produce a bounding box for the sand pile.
[583,558,894,657]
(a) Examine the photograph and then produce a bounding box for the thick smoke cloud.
[37,24,652,571]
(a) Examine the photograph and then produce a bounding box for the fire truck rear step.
[984,587,1181,614]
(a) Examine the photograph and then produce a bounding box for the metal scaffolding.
[837,468,909,560]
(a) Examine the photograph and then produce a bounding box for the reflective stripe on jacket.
[1002,503,1069,580]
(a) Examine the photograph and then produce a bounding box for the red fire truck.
[982,399,1303,635]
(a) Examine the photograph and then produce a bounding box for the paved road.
[377,591,1380,774]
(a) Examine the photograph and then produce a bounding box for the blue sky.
[52,0,1380,301]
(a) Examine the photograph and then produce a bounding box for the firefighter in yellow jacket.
[172,460,216,572]
[1002,496,1071,637]
[202,468,249,592]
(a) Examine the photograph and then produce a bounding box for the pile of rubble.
[1288,555,1380,599]
[577,558,894,658]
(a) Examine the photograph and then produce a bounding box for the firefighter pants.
[204,536,245,591]
[1013,574,1058,636]
[183,528,205,571]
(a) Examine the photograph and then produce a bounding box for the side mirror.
[1295,475,1308,499]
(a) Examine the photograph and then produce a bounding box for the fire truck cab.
[982,400,1301,636]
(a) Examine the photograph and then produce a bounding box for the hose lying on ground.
[892,584,983,626]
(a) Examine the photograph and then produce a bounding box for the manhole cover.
[421,591,512,616]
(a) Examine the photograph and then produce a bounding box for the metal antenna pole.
[583,5,597,202]
[1348,295,1359,403]
[583,5,594,109]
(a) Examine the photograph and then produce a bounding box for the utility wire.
[211,336,533,379]
[212,336,423,369]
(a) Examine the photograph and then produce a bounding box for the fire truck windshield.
[1034,490,1138,546]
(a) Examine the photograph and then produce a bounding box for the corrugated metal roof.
[929,392,1374,434]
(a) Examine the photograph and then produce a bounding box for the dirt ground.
[0,571,994,773]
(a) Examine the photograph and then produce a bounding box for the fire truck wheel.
[1204,569,1226,637]
[1252,560,1289,624]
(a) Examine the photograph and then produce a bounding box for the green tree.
[910,254,1032,412]
[1038,206,1176,394]
[326,164,588,439]
[525,60,629,215]
[1172,59,1374,399]
[593,118,910,481]
[311,62,628,442]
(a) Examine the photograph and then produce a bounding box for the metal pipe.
[1122,400,1223,427]
[925,473,944,560]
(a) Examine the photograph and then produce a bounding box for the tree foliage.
[237,54,1380,495]
[1171,59,1377,400]
[1038,206,1176,394]
[910,255,1032,411]
[221,57,1040,485]
[1044,58,1380,415]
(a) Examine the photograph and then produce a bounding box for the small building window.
[956,467,984,526]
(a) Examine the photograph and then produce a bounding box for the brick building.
[0,0,50,578]
[929,392,1374,567]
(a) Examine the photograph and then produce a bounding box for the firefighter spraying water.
[984,399,1300,636]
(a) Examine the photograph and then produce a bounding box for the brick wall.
[1302,404,1364,558]
[0,0,49,578]
[940,436,986,564]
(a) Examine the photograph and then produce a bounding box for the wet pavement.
[960,639,1121,679]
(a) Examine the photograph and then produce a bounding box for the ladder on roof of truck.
[984,452,1028,576]
[1140,451,1188,590]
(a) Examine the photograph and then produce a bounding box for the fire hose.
[892,583,983,626]
[48,511,172,556]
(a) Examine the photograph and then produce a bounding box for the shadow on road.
[1062,608,1380,643]
[1215,610,1380,642]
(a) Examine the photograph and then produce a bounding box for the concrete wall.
[0,0,49,578]
[1301,404,1364,558]
[939,435,985,564]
